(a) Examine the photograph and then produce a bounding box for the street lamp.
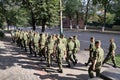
[60,0,63,35]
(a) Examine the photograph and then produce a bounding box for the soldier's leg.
[73,50,78,63]
[111,55,117,67]
[66,54,71,67]
[17,38,21,47]
[29,42,32,54]
[96,68,101,77]
[42,48,46,60]
[21,39,24,48]
[47,52,51,67]
[24,41,27,52]
[39,47,42,56]
[34,46,37,57]
[58,54,63,73]
[85,58,91,66]
[103,55,111,64]
[88,65,94,78]
[70,53,76,65]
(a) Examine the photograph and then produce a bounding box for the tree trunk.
[41,19,46,32]
[76,11,79,29]
[31,10,36,30]
[6,20,10,30]
[69,17,72,29]
[84,0,90,26]
[103,5,107,28]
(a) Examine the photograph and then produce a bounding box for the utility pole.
[60,0,63,35]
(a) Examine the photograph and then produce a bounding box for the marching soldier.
[88,40,104,78]
[23,31,28,52]
[73,35,80,64]
[103,38,117,68]
[56,39,65,73]
[39,33,46,60]
[66,37,76,67]
[19,30,24,48]
[46,35,55,67]
[28,31,33,54]
[60,34,67,47]
[85,37,95,66]
[33,32,40,57]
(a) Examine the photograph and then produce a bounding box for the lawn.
[108,54,120,67]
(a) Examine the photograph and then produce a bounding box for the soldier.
[103,38,117,68]
[33,32,40,57]
[88,40,104,78]
[60,34,67,61]
[28,31,33,54]
[31,31,35,54]
[39,33,46,60]
[19,30,24,48]
[66,37,76,67]
[73,35,80,64]
[56,39,65,73]
[23,31,28,52]
[85,37,95,66]
[46,35,55,67]
[60,34,67,47]
[15,30,19,45]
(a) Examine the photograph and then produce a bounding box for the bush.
[0,30,5,38]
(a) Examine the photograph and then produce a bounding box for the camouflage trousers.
[88,62,102,78]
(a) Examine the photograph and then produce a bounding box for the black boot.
[57,69,63,73]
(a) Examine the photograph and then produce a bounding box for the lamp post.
[60,0,63,35]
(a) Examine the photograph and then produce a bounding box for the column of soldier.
[11,30,117,78]
[11,30,80,73]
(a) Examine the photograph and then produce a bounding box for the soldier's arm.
[84,43,91,51]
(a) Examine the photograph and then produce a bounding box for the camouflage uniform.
[23,32,28,52]
[73,36,80,63]
[56,39,65,73]
[33,32,40,57]
[46,36,55,67]
[88,40,104,78]
[28,31,33,54]
[103,39,117,68]
[39,33,46,60]
[66,37,75,67]
[85,37,95,66]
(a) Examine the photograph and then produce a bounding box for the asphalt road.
[43,28,120,55]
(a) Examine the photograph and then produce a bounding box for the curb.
[100,74,113,80]
[100,74,112,80]
[63,28,120,35]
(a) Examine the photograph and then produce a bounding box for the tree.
[64,0,81,29]
[38,0,60,32]
[84,0,91,29]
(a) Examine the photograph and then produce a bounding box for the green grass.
[108,54,120,67]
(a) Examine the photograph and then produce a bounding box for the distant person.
[85,37,95,66]
[103,38,117,68]
[88,40,104,78]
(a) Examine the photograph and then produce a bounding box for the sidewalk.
[0,33,120,80]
